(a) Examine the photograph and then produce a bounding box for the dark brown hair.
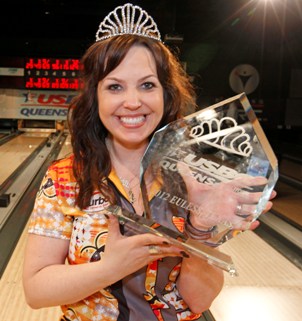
[68,35,196,209]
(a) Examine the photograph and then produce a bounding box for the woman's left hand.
[178,162,276,231]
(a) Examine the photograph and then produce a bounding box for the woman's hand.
[178,162,275,231]
[100,215,185,283]
[23,215,186,309]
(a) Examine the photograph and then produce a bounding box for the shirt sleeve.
[28,168,73,240]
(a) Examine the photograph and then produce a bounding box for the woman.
[23,3,273,321]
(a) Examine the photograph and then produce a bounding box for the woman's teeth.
[120,116,145,124]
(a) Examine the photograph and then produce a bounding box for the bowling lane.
[0,132,49,185]
[210,231,302,321]
[273,180,302,228]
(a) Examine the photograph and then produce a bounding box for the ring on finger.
[236,204,250,218]
[236,204,242,215]
[148,245,160,255]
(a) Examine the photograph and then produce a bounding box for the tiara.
[95,3,161,42]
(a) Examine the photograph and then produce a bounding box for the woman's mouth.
[119,115,146,125]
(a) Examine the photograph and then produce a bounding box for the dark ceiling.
[0,0,287,58]
[1,0,194,57]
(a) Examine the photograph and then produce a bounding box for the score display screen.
[24,58,81,90]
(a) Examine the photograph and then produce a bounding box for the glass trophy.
[110,93,278,275]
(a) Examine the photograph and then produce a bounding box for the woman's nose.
[123,90,142,109]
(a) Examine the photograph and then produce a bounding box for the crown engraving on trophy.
[182,117,253,157]
[95,3,161,42]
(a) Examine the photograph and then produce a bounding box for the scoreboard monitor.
[24,58,81,90]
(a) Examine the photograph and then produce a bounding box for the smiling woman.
[21,3,227,320]
[21,3,275,321]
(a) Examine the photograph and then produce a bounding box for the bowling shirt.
[28,155,203,321]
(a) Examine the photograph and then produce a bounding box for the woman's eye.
[142,82,155,90]
[108,84,122,91]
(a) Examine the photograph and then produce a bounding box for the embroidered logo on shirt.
[84,191,110,212]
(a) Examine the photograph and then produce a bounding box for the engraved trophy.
[110,93,278,275]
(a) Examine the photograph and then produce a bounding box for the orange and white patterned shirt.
[28,155,203,321]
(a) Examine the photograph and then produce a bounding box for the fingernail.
[181,251,190,258]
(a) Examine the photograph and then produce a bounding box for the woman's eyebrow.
[103,74,158,83]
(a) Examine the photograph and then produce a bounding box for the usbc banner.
[0,89,77,120]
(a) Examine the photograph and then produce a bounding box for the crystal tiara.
[95,3,161,42]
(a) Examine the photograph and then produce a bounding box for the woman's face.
[97,45,164,149]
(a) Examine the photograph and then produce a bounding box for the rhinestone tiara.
[95,3,161,42]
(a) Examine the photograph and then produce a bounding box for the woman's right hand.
[100,215,185,283]
[23,215,185,309]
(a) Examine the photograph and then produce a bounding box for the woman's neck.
[106,137,147,170]
[106,137,148,215]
